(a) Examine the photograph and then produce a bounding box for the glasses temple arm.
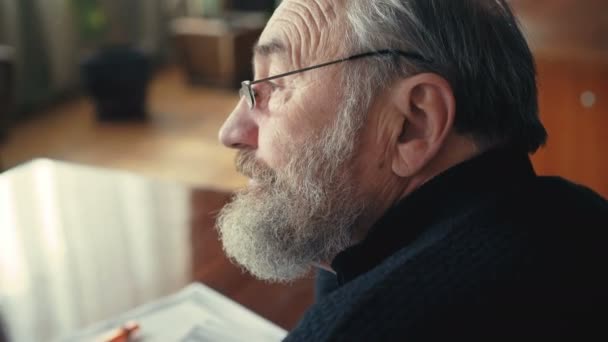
[250,50,431,85]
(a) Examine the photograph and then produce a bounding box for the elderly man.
[217,0,608,340]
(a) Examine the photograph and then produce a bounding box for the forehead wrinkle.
[262,0,347,73]
[302,0,346,60]
[277,1,344,67]
[272,18,304,69]
[287,2,322,53]
[308,0,339,29]
[279,6,319,66]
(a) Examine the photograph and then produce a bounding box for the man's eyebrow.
[253,39,286,57]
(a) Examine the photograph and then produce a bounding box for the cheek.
[353,123,396,185]
[256,119,297,170]
[257,84,340,168]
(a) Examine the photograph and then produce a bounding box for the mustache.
[235,150,277,183]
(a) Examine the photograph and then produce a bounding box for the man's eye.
[268,82,280,91]
[251,82,279,104]
[252,88,260,99]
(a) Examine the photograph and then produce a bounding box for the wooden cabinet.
[509,0,608,197]
[532,58,608,198]
[171,17,264,88]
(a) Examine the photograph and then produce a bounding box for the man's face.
[216,0,368,281]
[219,0,347,170]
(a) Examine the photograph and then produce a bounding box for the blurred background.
[0,0,606,195]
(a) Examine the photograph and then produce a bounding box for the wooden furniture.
[171,15,265,88]
[531,58,608,197]
[0,160,314,341]
[510,1,608,198]
[511,0,608,63]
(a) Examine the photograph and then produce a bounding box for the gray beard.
[216,114,365,282]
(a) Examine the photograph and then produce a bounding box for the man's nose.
[218,100,258,149]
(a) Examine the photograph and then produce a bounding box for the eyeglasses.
[239,49,432,110]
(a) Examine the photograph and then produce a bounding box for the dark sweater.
[286,148,608,341]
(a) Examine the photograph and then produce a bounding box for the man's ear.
[391,73,456,177]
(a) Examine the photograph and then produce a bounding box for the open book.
[60,283,288,341]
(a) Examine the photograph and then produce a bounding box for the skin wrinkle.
[260,2,346,119]
[290,0,340,58]
[289,2,321,53]
[269,83,321,143]
[269,17,303,69]
[284,6,317,64]
[295,82,325,125]
[354,97,402,207]
[314,0,339,26]
[268,0,343,68]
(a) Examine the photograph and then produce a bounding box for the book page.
[59,283,287,342]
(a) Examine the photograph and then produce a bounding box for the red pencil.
[99,321,140,342]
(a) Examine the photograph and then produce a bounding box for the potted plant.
[74,0,152,121]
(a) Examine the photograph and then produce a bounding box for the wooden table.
[0,159,314,341]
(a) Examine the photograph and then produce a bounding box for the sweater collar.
[331,147,536,285]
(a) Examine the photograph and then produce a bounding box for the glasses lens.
[240,82,254,109]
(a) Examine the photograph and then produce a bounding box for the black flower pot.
[81,45,151,122]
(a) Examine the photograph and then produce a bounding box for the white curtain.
[35,0,79,90]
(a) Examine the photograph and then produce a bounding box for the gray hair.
[342,0,547,153]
